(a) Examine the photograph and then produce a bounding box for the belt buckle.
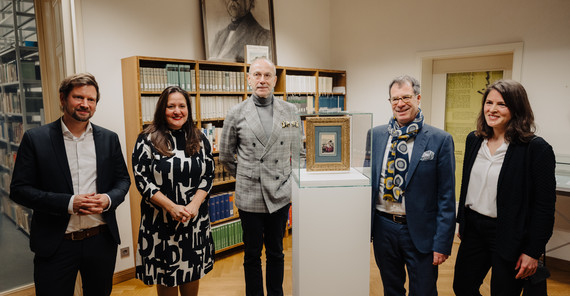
[393,214,405,224]
[70,229,84,241]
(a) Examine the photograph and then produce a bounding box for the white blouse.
[465,139,509,218]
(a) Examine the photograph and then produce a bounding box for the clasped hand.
[73,193,109,215]
[168,202,200,223]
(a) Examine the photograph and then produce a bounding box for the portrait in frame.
[201,0,277,63]
[305,116,350,171]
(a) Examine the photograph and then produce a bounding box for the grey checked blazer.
[219,96,301,213]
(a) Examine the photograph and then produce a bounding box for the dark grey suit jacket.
[10,119,131,257]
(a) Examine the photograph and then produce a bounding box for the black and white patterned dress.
[132,129,215,287]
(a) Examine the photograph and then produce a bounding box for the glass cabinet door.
[0,0,43,292]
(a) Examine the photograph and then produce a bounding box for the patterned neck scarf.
[383,109,424,203]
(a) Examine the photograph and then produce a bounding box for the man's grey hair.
[388,75,420,96]
[249,57,276,75]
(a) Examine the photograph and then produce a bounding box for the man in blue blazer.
[10,73,130,296]
[369,75,456,296]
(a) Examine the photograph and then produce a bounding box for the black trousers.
[239,204,290,296]
[34,229,118,296]
[453,208,524,296]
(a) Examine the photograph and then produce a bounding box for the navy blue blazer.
[456,132,556,261]
[369,123,456,255]
[10,119,131,257]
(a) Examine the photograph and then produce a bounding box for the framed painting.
[305,116,350,171]
[201,0,277,64]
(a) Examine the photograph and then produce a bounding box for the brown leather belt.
[64,225,108,241]
[378,211,407,224]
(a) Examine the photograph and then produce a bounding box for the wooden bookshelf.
[121,56,347,255]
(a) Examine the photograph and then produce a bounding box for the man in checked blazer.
[220,57,300,296]
[10,73,131,296]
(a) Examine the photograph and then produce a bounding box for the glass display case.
[292,112,372,188]
[556,154,570,193]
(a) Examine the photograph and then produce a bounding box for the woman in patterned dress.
[132,86,215,296]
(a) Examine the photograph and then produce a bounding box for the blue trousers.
[372,211,438,296]
[239,204,290,296]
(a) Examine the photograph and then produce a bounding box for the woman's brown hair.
[475,79,536,143]
[143,86,201,156]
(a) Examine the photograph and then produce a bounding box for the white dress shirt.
[376,136,415,215]
[465,139,509,218]
[62,119,107,233]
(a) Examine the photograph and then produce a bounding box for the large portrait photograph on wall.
[201,0,276,63]
[305,116,350,172]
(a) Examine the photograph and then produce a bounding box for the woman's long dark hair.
[143,86,201,156]
[475,79,536,143]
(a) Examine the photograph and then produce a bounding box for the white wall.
[78,0,332,272]
[330,0,570,156]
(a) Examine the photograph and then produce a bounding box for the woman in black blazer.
[453,80,556,295]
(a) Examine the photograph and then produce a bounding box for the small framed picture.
[305,116,350,171]
[245,45,270,64]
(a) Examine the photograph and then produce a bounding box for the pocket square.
[420,150,435,161]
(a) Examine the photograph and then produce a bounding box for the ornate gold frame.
[305,116,350,171]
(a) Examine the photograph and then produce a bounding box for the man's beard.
[71,109,92,122]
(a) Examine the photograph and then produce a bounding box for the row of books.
[0,92,22,114]
[202,123,222,153]
[212,155,234,183]
[199,70,245,92]
[139,65,195,92]
[318,76,334,93]
[0,172,10,193]
[287,95,315,114]
[318,95,345,112]
[0,147,16,170]
[200,96,241,119]
[140,95,198,123]
[6,121,23,144]
[212,219,243,251]
[0,63,18,84]
[208,191,235,222]
[286,75,317,93]
[1,196,32,235]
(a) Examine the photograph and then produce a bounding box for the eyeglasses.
[250,72,274,80]
[388,94,415,105]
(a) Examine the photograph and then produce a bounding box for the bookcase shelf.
[0,0,42,237]
[121,55,347,254]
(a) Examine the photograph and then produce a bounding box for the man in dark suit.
[210,0,272,62]
[9,73,131,296]
[369,75,456,295]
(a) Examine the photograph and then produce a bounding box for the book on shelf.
[200,96,241,120]
[287,95,314,114]
[318,76,334,93]
[286,75,316,93]
[212,219,243,251]
[318,95,345,112]
[140,64,195,92]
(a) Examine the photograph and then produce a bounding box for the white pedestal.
[292,168,371,296]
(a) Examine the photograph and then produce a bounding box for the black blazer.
[10,119,131,257]
[457,131,556,261]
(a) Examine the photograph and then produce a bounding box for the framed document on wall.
[201,0,277,63]
[305,116,350,171]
